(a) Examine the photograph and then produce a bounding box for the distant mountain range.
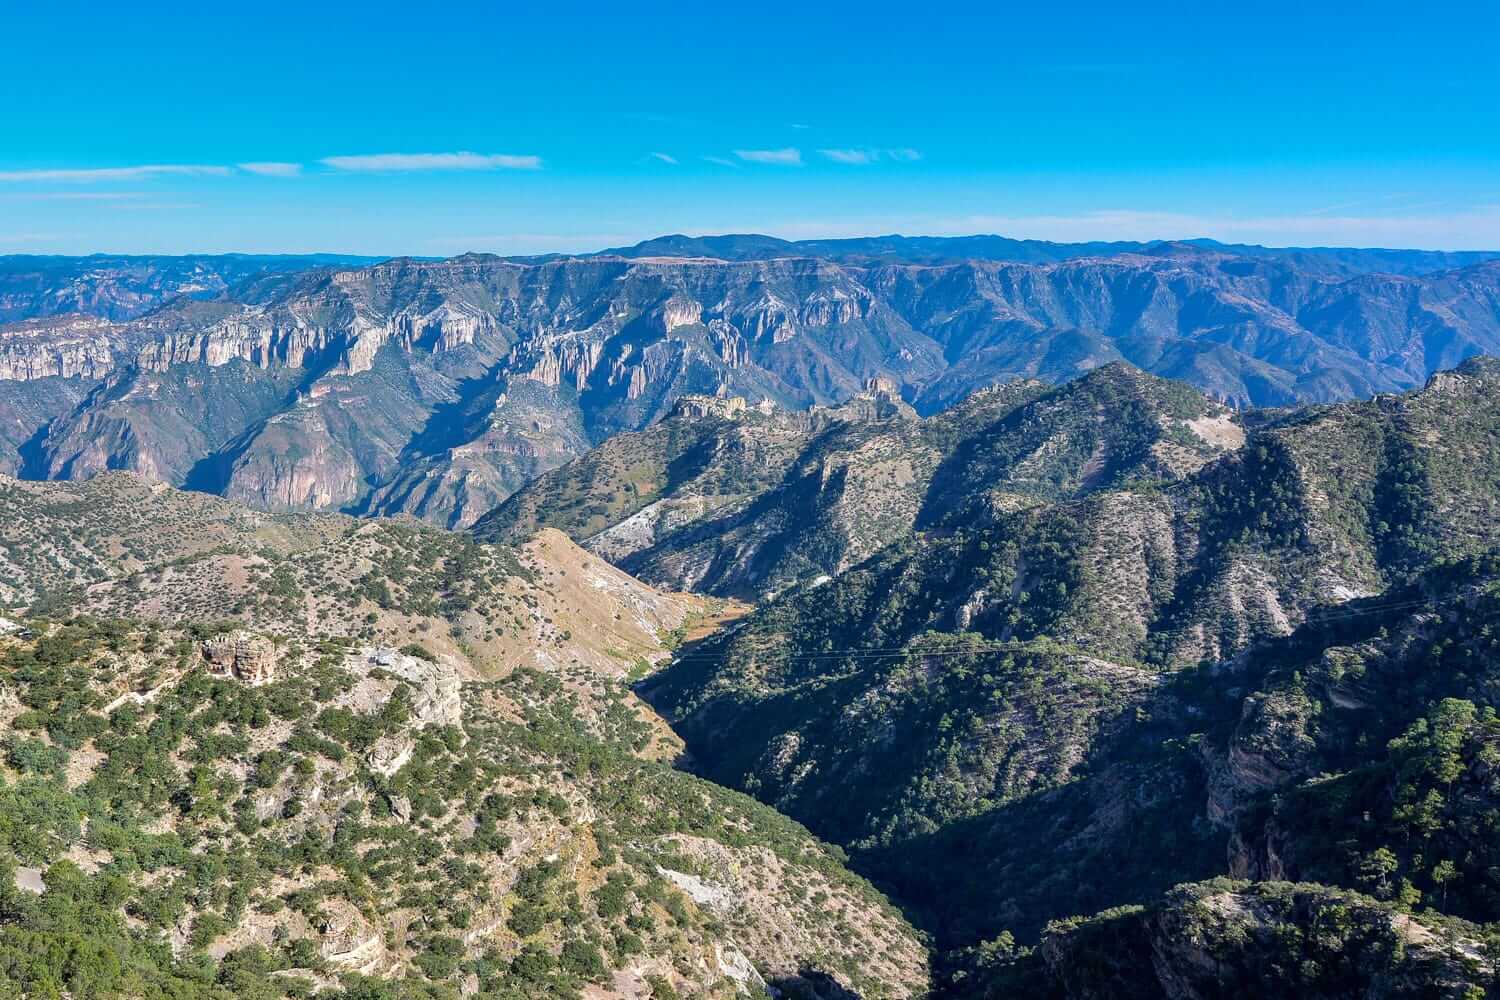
[595,232,1500,278]
[2,235,1499,525]
[0,252,385,322]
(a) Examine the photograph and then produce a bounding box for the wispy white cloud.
[817,148,922,165]
[239,161,303,177]
[702,155,739,168]
[1301,192,1438,217]
[0,164,231,183]
[319,151,542,172]
[0,191,147,202]
[734,148,803,166]
[819,148,876,165]
[648,152,679,165]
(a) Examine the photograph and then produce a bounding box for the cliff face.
[0,315,118,379]
[79,255,937,398]
[3,250,1500,524]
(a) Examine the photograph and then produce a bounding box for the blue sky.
[2,0,1497,254]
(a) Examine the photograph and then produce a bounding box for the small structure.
[201,630,277,685]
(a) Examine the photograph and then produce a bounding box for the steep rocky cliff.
[603,233,1500,278]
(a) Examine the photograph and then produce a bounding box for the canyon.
[2,238,1500,530]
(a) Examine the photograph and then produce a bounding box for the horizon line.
[5,231,1500,260]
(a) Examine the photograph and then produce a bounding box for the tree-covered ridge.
[482,364,1243,600]
[638,360,1500,996]
[0,616,928,999]
[473,404,821,549]
[0,473,521,622]
[915,362,1234,528]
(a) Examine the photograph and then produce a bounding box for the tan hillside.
[0,474,929,998]
[0,472,704,682]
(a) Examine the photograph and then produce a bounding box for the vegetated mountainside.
[945,555,1500,998]
[2,244,1500,529]
[0,253,381,323]
[640,358,1500,996]
[0,476,928,999]
[0,472,712,681]
[480,365,1239,599]
[471,394,840,558]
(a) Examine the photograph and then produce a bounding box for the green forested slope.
[641,359,1500,997]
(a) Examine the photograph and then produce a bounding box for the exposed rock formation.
[669,393,748,420]
[200,629,277,684]
[0,315,118,380]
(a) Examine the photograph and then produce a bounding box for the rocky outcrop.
[317,899,389,975]
[1205,689,1320,826]
[669,393,748,420]
[201,629,277,684]
[660,294,702,331]
[350,646,463,728]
